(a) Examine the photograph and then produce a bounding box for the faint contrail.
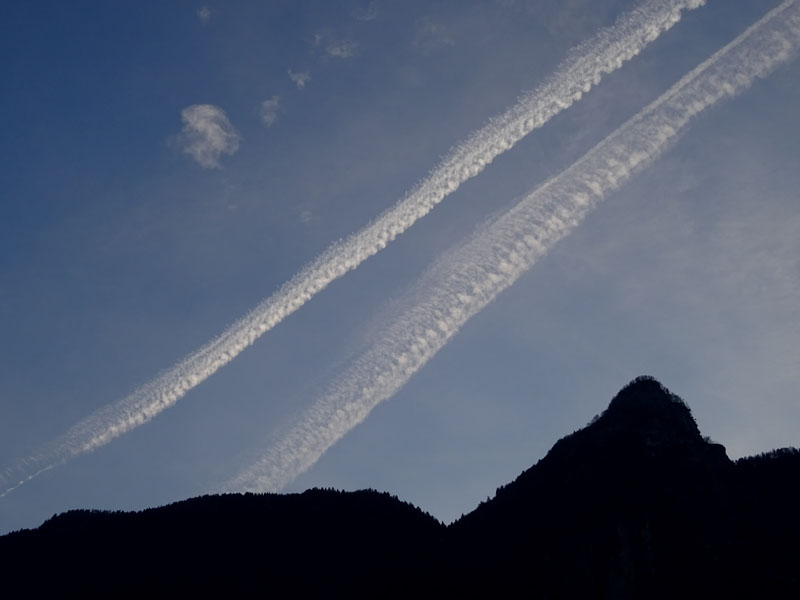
[229,0,800,494]
[0,0,703,496]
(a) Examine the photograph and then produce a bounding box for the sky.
[1,0,798,533]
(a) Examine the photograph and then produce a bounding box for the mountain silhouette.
[1,376,797,597]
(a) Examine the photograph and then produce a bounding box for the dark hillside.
[1,489,444,595]
[448,376,738,598]
[2,377,797,598]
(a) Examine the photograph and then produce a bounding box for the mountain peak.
[595,375,701,444]
[491,377,725,503]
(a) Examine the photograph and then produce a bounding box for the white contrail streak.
[0,0,704,496]
[229,0,800,494]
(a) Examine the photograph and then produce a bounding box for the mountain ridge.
[1,376,798,597]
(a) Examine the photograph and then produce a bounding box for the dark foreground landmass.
[1,376,798,598]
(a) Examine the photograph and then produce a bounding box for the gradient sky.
[1,0,798,534]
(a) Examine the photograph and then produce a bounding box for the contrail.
[228,0,800,494]
[0,0,704,496]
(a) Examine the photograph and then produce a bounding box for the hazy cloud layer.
[178,104,240,168]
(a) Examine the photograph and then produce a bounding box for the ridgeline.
[2,376,797,598]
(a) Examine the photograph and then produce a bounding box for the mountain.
[0,489,444,595]
[1,376,798,597]
[451,377,742,597]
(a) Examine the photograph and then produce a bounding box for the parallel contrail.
[0,0,704,496]
[229,0,800,494]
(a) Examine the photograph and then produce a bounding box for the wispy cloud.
[197,6,211,23]
[226,0,800,494]
[260,96,280,127]
[178,104,240,168]
[352,1,378,22]
[326,40,359,59]
[0,0,710,498]
[288,68,311,89]
[413,18,455,52]
[312,31,359,59]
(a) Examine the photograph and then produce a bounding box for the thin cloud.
[178,104,240,168]
[197,6,211,23]
[352,1,378,22]
[288,68,311,89]
[326,40,359,59]
[260,96,280,127]
[0,0,710,498]
[312,31,359,59]
[227,0,800,494]
[413,18,455,52]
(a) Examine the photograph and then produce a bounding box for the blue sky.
[1,0,798,533]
